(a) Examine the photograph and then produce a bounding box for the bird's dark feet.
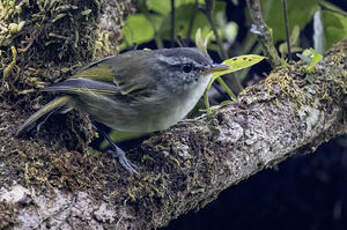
[106,145,138,174]
[103,131,138,174]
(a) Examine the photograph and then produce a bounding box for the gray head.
[148,48,216,93]
[104,47,227,96]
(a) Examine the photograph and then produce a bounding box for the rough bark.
[0,1,346,229]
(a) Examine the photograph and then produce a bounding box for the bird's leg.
[102,131,138,174]
[36,110,55,133]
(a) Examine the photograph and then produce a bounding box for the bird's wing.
[43,78,118,96]
[46,52,155,97]
[105,52,156,97]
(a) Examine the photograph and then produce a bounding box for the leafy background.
[121,0,346,54]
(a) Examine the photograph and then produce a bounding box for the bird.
[17,47,228,173]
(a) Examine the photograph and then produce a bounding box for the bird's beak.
[202,64,229,74]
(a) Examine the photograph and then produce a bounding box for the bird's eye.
[182,64,193,73]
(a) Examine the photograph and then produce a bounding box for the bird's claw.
[103,130,138,174]
[118,153,138,174]
[107,148,138,174]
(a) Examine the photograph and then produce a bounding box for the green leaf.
[279,25,302,57]
[204,55,265,113]
[220,100,233,105]
[299,48,323,64]
[158,2,226,42]
[195,28,205,53]
[321,10,347,51]
[121,1,227,49]
[310,50,323,64]
[223,21,238,43]
[146,0,205,15]
[195,28,213,54]
[158,3,203,40]
[120,14,155,50]
[260,0,319,43]
[296,48,323,73]
[215,10,238,44]
[318,0,347,17]
[146,0,171,15]
[216,55,266,77]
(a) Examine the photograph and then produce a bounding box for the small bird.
[17,47,228,173]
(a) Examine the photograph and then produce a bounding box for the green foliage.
[297,48,323,75]
[195,28,213,54]
[122,0,345,54]
[216,55,266,76]
[146,0,204,15]
[204,54,265,113]
[120,0,228,50]
[297,48,323,64]
[120,14,155,50]
[321,10,347,51]
[260,0,319,43]
[279,25,302,58]
[260,0,345,49]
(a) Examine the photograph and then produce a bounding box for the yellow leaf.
[204,54,265,114]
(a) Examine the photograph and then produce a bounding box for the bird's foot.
[107,145,138,174]
[102,130,138,174]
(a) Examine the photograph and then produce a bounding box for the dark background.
[159,1,347,229]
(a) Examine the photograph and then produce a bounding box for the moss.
[265,69,305,111]
[262,42,346,113]
[0,0,136,195]
[0,0,135,152]
[0,1,138,225]
[1,0,105,95]
[0,201,17,229]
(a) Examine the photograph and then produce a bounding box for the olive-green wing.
[68,52,155,97]
[43,78,118,96]
[42,56,119,95]
[72,56,116,82]
[47,50,156,97]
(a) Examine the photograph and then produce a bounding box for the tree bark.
[0,1,346,229]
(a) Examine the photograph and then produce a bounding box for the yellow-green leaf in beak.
[207,54,265,94]
[203,54,265,114]
[215,54,266,77]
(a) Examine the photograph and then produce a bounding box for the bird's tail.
[16,96,72,136]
